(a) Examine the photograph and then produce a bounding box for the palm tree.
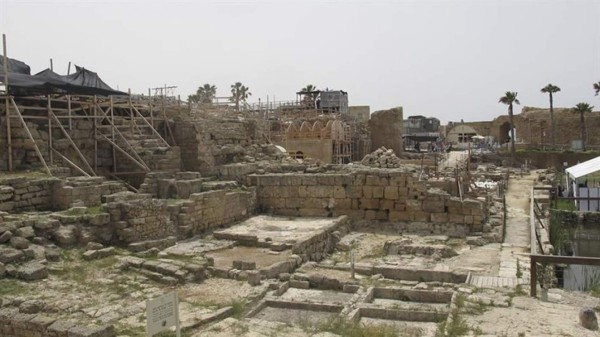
[540,84,560,148]
[230,82,251,111]
[573,102,593,151]
[499,91,520,164]
[594,82,600,96]
[188,83,217,104]
[300,84,318,107]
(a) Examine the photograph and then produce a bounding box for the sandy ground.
[464,289,600,336]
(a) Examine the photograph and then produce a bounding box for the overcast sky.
[1,0,599,123]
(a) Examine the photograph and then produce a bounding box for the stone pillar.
[369,107,403,155]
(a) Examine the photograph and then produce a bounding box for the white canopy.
[566,156,600,180]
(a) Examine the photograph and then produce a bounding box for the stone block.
[423,200,445,213]
[289,279,310,289]
[15,226,35,238]
[0,230,12,243]
[430,213,449,223]
[372,186,384,198]
[389,211,411,222]
[17,262,48,281]
[0,247,24,264]
[384,187,399,200]
[232,260,256,270]
[247,270,261,286]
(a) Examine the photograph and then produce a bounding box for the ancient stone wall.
[249,170,485,233]
[0,176,128,213]
[170,189,255,238]
[0,177,59,212]
[104,194,175,244]
[369,107,403,155]
[173,117,262,174]
[460,107,600,148]
[0,307,115,337]
[139,171,204,198]
[51,177,126,210]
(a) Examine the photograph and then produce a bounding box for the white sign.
[146,291,180,337]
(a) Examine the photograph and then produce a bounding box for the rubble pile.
[360,147,401,168]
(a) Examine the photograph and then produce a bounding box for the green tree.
[499,91,520,164]
[300,84,318,106]
[594,82,600,96]
[188,83,217,104]
[573,102,593,151]
[230,82,251,111]
[540,84,560,148]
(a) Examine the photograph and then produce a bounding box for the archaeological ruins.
[1,53,600,337]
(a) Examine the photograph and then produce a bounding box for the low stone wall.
[249,170,486,232]
[139,171,205,198]
[0,176,59,212]
[51,177,126,210]
[0,175,127,213]
[0,307,114,337]
[104,193,175,244]
[169,189,256,238]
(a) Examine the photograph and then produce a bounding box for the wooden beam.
[9,98,52,175]
[131,105,169,147]
[96,133,149,172]
[49,110,95,176]
[51,148,90,177]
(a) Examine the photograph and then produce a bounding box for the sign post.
[146,291,180,337]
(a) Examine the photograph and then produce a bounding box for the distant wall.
[348,106,370,123]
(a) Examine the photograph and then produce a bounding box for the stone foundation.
[250,170,486,232]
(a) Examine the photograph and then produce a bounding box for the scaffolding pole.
[3,34,12,171]
[10,98,52,175]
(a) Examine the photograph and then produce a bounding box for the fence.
[529,186,600,297]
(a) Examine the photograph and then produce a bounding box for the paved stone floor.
[469,171,537,288]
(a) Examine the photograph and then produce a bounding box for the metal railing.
[529,186,600,297]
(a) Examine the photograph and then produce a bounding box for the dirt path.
[498,171,537,280]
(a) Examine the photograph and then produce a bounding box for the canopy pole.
[3,34,12,171]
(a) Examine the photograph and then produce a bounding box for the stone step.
[467,274,528,288]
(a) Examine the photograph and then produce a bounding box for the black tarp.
[1,58,127,96]
[0,57,31,75]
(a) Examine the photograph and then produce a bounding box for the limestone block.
[406,199,422,211]
[333,198,352,209]
[380,199,394,211]
[17,262,48,280]
[290,280,310,289]
[316,175,335,186]
[0,230,12,243]
[579,308,598,330]
[301,176,317,186]
[15,226,35,238]
[431,213,449,223]
[423,200,445,213]
[448,214,465,224]
[389,211,411,222]
[333,186,346,199]
[372,186,384,199]
[411,212,430,222]
[393,202,407,211]
[384,187,399,200]
[9,237,30,250]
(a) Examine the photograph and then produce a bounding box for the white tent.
[566,156,600,180]
[565,156,600,210]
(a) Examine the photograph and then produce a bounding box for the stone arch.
[498,121,512,144]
